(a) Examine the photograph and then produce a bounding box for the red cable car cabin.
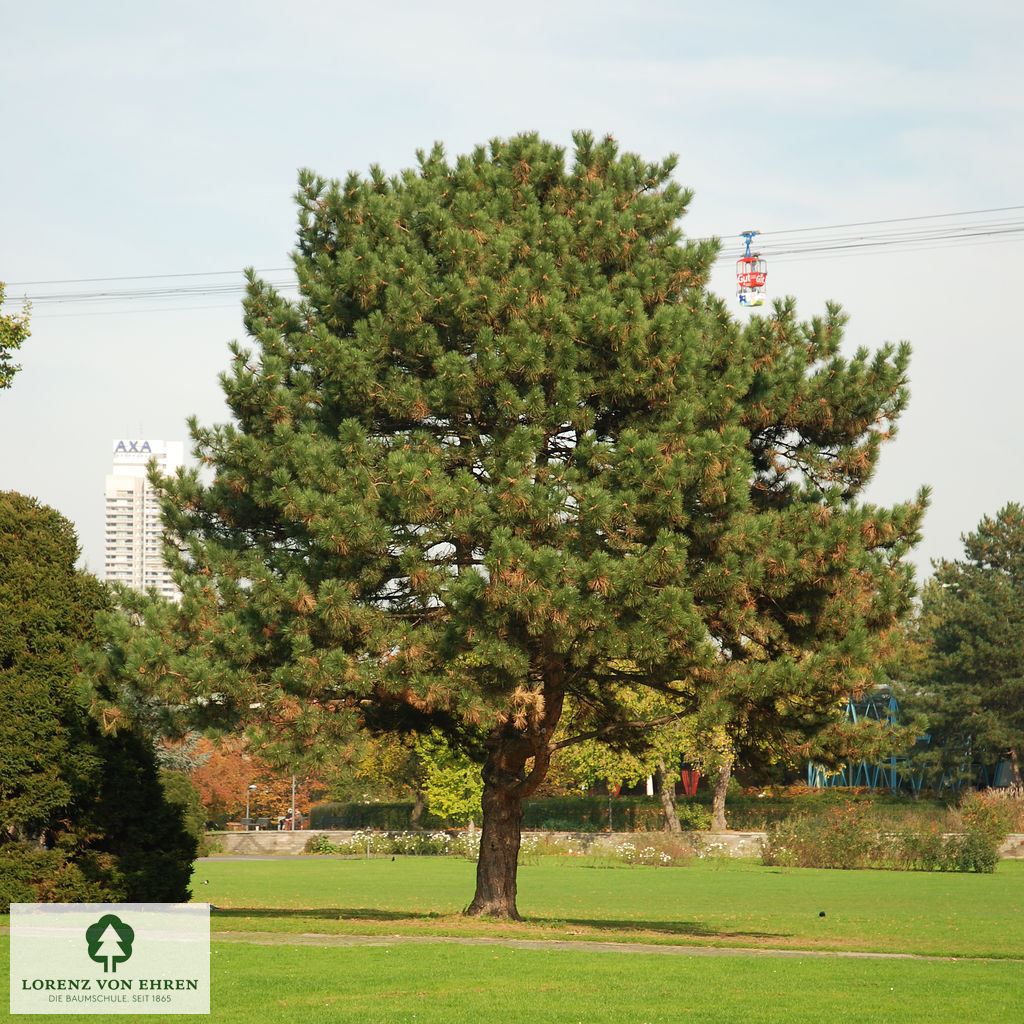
[736,231,767,307]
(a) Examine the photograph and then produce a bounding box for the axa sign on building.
[112,440,170,463]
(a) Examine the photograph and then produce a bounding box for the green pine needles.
[105,132,924,918]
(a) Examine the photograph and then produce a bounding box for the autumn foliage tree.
[101,133,921,918]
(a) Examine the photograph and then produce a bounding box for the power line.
[12,273,298,309]
[8,268,291,287]
[707,209,1024,269]
[760,205,1024,236]
[762,223,1024,261]
[8,206,1023,313]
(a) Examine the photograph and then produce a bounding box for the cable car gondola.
[736,230,767,307]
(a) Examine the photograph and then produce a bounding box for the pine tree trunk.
[465,767,525,920]
[711,763,730,832]
[658,760,682,833]
[465,682,564,920]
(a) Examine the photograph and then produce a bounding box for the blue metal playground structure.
[807,691,1013,794]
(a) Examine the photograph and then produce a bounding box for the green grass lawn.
[5,857,1022,1023]
[3,935,1020,1024]
[198,855,1024,960]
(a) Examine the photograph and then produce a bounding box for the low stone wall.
[213,830,314,855]
[208,829,1024,859]
[1000,833,1024,859]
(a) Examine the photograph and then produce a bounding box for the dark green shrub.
[0,493,197,912]
[0,734,198,908]
[0,849,54,908]
[0,727,198,912]
[0,848,113,906]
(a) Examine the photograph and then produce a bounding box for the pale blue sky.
[2,0,1022,578]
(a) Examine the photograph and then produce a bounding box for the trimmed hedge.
[522,796,710,831]
[310,795,710,832]
[310,802,445,830]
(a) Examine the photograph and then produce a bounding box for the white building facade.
[104,439,184,600]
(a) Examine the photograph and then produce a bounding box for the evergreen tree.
[101,133,921,918]
[0,492,196,909]
[914,503,1024,784]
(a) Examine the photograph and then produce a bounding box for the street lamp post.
[245,784,258,829]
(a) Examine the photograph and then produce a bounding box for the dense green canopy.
[104,133,922,916]
[914,503,1024,783]
[0,492,196,908]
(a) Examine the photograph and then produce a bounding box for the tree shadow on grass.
[210,907,786,941]
[212,907,444,922]
[527,916,786,941]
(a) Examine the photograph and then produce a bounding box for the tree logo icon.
[85,914,135,973]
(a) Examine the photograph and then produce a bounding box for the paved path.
[3,924,1014,961]
[212,930,972,961]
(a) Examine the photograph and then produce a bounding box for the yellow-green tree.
[0,284,30,391]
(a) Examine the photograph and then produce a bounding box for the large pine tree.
[113,133,921,918]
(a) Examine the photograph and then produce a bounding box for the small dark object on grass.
[819,911,826,917]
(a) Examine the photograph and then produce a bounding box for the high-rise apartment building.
[104,439,183,600]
